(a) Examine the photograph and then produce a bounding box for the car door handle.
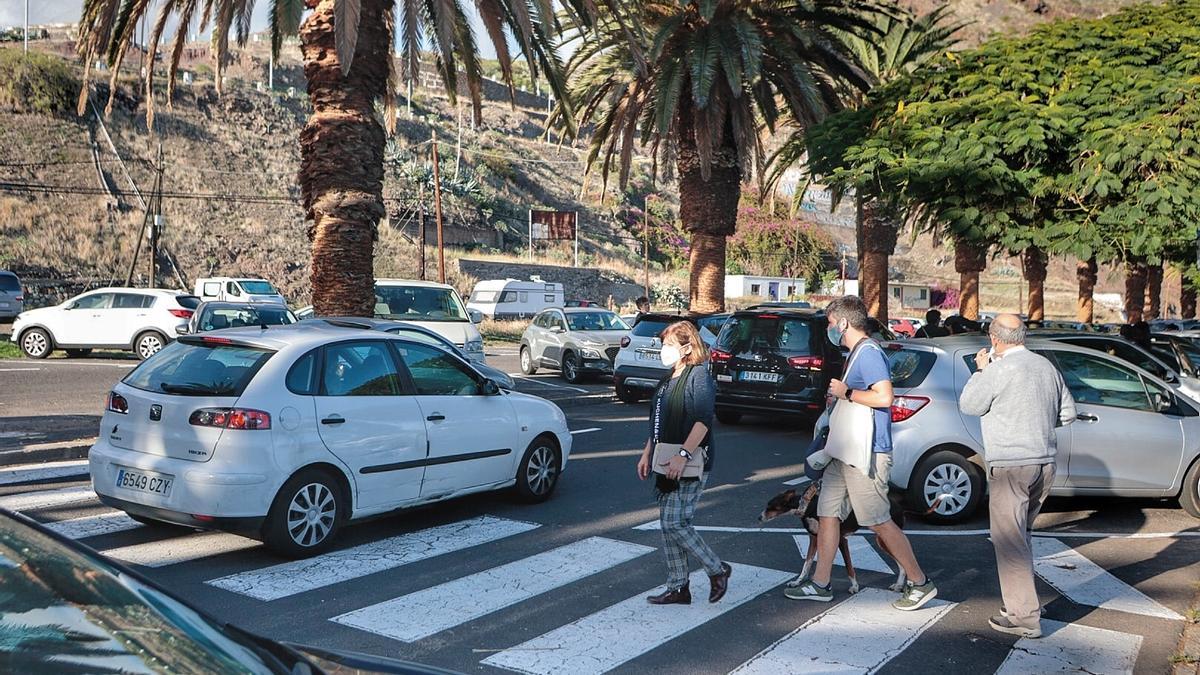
[1076,413,1099,422]
[426,413,446,422]
[321,415,346,425]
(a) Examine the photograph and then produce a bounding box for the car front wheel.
[615,380,642,404]
[20,328,53,359]
[909,450,983,525]
[561,352,582,384]
[1181,457,1200,519]
[263,469,344,557]
[515,436,562,503]
[520,346,538,375]
[134,331,166,360]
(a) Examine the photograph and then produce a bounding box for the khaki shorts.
[817,453,893,527]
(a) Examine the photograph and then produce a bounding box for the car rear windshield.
[124,341,274,396]
[631,318,673,337]
[888,348,937,388]
[0,274,19,291]
[176,295,201,309]
[716,315,816,354]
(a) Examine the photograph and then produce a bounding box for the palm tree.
[559,0,879,312]
[76,0,578,315]
[771,5,965,319]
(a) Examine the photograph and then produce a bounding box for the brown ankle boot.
[647,584,692,605]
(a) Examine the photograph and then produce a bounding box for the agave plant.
[76,0,583,315]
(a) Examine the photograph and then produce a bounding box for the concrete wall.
[456,259,642,307]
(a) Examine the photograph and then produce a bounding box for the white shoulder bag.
[823,341,878,474]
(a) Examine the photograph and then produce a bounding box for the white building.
[725,275,806,301]
[889,282,932,310]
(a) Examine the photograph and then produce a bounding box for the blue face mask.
[827,323,844,347]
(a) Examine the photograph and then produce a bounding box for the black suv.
[710,308,844,424]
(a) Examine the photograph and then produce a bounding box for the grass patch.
[1169,651,1198,665]
[0,339,22,359]
[480,319,528,344]
[1186,608,1200,624]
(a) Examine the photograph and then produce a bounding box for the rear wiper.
[160,383,233,396]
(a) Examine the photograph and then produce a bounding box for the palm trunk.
[954,237,987,321]
[300,0,392,316]
[1076,258,1097,323]
[857,197,897,321]
[1144,261,1163,320]
[1023,247,1048,321]
[1124,259,1148,323]
[1182,283,1197,320]
[676,100,741,314]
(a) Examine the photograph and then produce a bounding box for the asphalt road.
[1,346,1199,673]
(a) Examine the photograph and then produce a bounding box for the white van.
[374,279,486,363]
[467,279,565,321]
[195,277,287,305]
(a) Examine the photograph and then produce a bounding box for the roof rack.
[322,319,373,330]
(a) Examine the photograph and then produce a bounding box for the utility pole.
[268,50,274,90]
[23,0,29,54]
[643,194,654,299]
[431,129,446,284]
[147,145,164,287]
[418,183,426,280]
[454,103,463,181]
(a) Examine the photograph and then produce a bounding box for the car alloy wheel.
[562,353,580,383]
[520,346,538,375]
[21,330,50,358]
[923,463,971,516]
[136,333,165,360]
[286,482,337,548]
[525,445,557,496]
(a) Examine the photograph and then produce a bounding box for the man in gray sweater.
[960,314,1076,639]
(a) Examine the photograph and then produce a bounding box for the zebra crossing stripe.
[482,562,792,675]
[1033,538,1183,620]
[0,485,95,512]
[730,588,956,674]
[103,530,259,567]
[994,619,1141,675]
[44,511,144,539]
[0,460,89,486]
[332,537,654,642]
[793,534,894,575]
[207,515,540,601]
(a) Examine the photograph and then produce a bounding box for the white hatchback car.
[88,322,571,557]
[12,287,199,360]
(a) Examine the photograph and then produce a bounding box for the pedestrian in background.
[787,295,937,610]
[914,309,949,338]
[960,314,1076,638]
[633,296,651,326]
[637,321,732,605]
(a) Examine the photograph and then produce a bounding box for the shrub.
[0,50,78,114]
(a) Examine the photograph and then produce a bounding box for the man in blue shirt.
[786,295,937,610]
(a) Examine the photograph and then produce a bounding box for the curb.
[0,442,92,468]
[1173,584,1200,674]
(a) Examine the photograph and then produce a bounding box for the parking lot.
[1,344,1199,673]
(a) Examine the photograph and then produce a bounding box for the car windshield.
[0,274,19,291]
[566,311,626,331]
[201,306,295,331]
[717,315,815,355]
[124,341,274,396]
[375,285,469,322]
[0,515,279,673]
[239,281,277,295]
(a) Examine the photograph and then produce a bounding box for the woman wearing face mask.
[636,321,732,605]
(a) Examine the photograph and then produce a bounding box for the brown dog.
[759,482,909,593]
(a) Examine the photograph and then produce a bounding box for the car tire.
[561,351,583,384]
[65,348,93,358]
[134,331,166,360]
[716,409,742,425]
[515,435,562,503]
[615,380,642,404]
[262,469,345,558]
[520,345,538,375]
[909,450,984,525]
[20,328,53,359]
[1181,457,1200,519]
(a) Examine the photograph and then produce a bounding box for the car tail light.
[189,407,271,430]
[202,336,234,344]
[711,349,733,362]
[891,395,930,422]
[757,314,780,319]
[14,295,23,301]
[106,391,129,414]
[193,514,215,522]
[620,336,630,348]
[787,355,824,369]
[168,308,194,319]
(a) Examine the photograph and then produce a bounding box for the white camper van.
[467,279,565,321]
[374,279,486,363]
[194,277,287,305]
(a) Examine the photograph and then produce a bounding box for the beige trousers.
[988,463,1055,630]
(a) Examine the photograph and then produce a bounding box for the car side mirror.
[1164,372,1179,384]
[481,379,501,396]
[550,325,565,334]
[1154,392,1174,414]
[467,308,484,324]
[64,302,76,310]
[176,324,190,335]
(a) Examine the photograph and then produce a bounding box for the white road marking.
[507,374,590,393]
[333,537,653,642]
[0,367,41,372]
[633,521,804,534]
[1032,538,1183,620]
[629,521,1200,539]
[569,427,602,435]
[0,485,96,512]
[207,515,540,601]
[483,562,792,675]
[793,534,894,575]
[729,588,955,674]
[102,529,259,567]
[782,477,811,486]
[0,459,89,485]
[43,511,144,539]
[994,619,1142,675]
[569,449,644,460]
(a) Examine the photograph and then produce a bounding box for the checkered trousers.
[658,473,724,590]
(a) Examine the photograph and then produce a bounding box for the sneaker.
[784,579,833,602]
[1001,605,1045,618]
[989,614,1042,638]
[892,578,938,611]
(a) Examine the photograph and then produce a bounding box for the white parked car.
[11,288,199,360]
[373,279,486,363]
[88,322,571,556]
[194,277,287,305]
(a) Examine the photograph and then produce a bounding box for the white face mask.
[660,345,682,368]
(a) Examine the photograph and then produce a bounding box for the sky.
[0,0,501,59]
